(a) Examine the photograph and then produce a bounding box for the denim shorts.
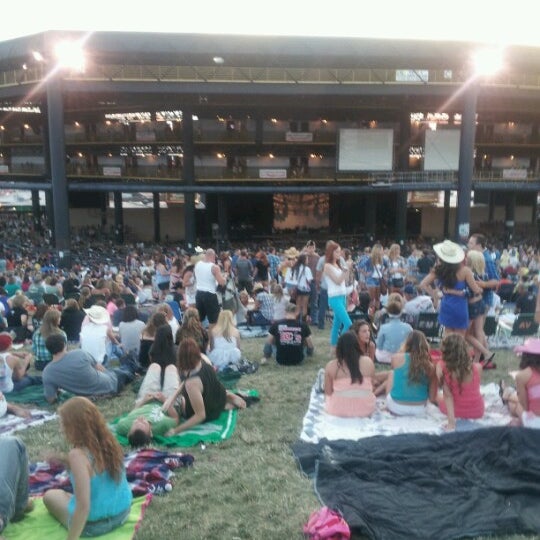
[468,300,485,320]
[70,506,130,537]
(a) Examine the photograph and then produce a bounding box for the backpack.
[303,506,350,540]
[221,277,239,314]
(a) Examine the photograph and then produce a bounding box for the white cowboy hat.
[84,305,110,325]
[433,240,465,264]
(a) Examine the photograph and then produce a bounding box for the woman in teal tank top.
[44,397,132,538]
[376,331,438,416]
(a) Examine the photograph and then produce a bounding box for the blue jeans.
[317,288,328,330]
[112,353,139,392]
[328,295,352,346]
[0,437,29,531]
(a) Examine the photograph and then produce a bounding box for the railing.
[3,164,540,186]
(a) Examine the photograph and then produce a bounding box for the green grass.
[14,331,538,539]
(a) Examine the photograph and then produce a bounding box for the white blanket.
[300,381,512,444]
[0,410,57,438]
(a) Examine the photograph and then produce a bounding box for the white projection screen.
[424,129,460,171]
[337,129,394,171]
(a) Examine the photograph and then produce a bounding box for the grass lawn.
[13,328,538,540]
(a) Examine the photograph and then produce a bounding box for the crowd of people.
[1,230,540,537]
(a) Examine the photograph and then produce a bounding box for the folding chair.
[497,313,539,347]
[415,312,442,342]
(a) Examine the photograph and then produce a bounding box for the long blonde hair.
[466,250,485,276]
[371,244,383,266]
[59,397,124,482]
[213,309,237,341]
[39,309,61,339]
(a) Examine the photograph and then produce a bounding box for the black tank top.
[181,362,226,421]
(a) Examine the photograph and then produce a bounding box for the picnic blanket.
[111,408,238,448]
[29,448,194,497]
[4,493,151,540]
[0,410,57,437]
[3,385,50,406]
[292,427,540,540]
[300,378,512,443]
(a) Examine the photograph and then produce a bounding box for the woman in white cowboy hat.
[80,305,121,365]
[419,240,481,337]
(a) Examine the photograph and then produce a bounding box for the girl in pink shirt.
[501,338,540,427]
[437,334,484,430]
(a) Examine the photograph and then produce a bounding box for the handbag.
[375,265,388,295]
[303,506,351,540]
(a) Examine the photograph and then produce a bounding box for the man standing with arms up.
[195,249,226,332]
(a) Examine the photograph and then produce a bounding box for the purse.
[376,265,388,295]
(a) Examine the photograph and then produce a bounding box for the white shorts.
[375,349,393,364]
[386,393,427,416]
[137,363,179,402]
[522,411,540,428]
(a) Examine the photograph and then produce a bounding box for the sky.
[2,0,540,47]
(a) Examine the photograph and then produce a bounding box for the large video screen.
[424,129,460,171]
[337,129,394,171]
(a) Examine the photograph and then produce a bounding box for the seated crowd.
[2,232,540,537]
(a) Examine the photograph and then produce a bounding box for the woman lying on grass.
[165,338,245,437]
[43,397,132,538]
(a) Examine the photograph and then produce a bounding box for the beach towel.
[300,380,512,443]
[111,409,238,448]
[0,410,57,437]
[6,386,75,406]
[292,428,540,540]
[3,493,152,540]
[29,449,194,497]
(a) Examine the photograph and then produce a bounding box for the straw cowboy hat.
[84,305,110,325]
[433,240,465,264]
[284,247,300,259]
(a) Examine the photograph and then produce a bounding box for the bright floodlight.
[54,40,85,72]
[472,47,504,77]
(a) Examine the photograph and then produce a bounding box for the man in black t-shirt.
[262,303,314,365]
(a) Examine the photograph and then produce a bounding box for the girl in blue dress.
[419,240,481,337]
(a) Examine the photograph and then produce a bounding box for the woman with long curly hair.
[323,331,376,418]
[380,330,438,415]
[43,397,132,538]
[419,240,481,337]
[436,333,484,430]
[175,307,209,353]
